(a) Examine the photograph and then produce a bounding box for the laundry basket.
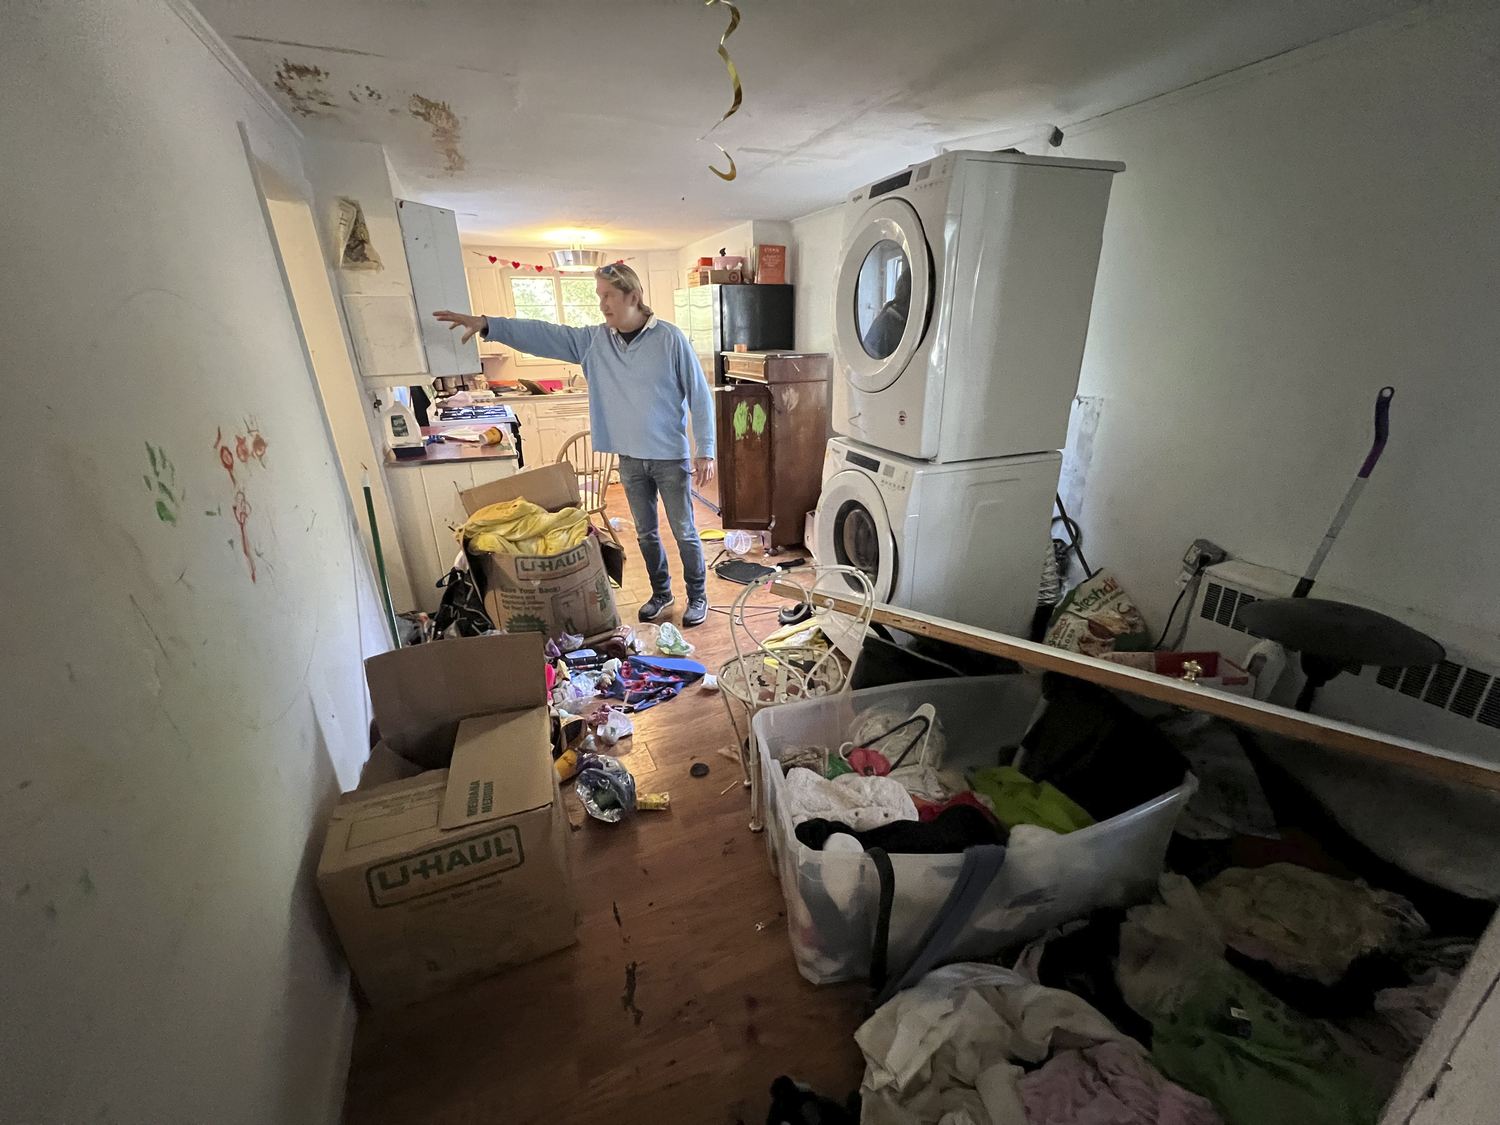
[754,674,1194,985]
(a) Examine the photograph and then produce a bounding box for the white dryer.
[814,436,1062,637]
[832,150,1123,462]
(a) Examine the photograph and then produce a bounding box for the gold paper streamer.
[709,143,737,181]
[704,0,741,180]
[705,0,742,132]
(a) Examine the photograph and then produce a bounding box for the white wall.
[789,205,843,355]
[0,2,387,1121]
[259,168,416,612]
[678,221,794,280]
[1055,3,1500,636]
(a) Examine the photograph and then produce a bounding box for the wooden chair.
[555,429,620,544]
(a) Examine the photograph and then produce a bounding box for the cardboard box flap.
[364,633,546,765]
[461,461,580,517]
[439,709,553,829]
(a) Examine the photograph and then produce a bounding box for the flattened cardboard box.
[460,461,621,640]
[317,634,577,1006]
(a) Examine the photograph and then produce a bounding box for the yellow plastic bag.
[456,497,590,555]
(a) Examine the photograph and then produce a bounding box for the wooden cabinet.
[714,352,830,548]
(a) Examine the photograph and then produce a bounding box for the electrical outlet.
[1178,538,1227,584]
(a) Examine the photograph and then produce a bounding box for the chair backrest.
[555,430,615,511]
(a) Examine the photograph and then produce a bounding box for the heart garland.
[471,251,630,274]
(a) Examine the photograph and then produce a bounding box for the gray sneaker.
[682,596,708,627]
[638,593,675,621]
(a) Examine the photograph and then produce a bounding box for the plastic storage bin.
[755,674,1193,985]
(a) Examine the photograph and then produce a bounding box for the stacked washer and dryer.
[813,149,1124,635]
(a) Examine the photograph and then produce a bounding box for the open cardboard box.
[316,633,577,1007]
[460,461,622,641]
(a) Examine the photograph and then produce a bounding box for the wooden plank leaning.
[768,578,1500,794]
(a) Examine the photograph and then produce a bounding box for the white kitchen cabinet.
[398,200,481,378]
[507,393,591,466]
[386,456,519,611]
[464,266,509,356]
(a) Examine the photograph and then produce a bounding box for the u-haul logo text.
[514,542,589,576]
[365,825,523,908]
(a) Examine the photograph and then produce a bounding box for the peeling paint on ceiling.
[201,0,1418,248]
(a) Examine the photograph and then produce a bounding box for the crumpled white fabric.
[784,767,918,833]
[855,962,1136,1124]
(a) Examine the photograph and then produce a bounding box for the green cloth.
[968,766,1096,834]
[824,755,853,779]
[1148,960,1385,1125]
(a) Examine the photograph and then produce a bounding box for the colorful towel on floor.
[602,655,705,711]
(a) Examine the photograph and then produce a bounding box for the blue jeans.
[618,456,706,600]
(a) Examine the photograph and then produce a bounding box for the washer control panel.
[843,446,911,496]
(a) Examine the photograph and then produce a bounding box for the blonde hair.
[594,262,653,317]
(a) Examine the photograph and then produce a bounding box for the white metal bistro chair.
[555,429,619,544]
[717,565,876,832]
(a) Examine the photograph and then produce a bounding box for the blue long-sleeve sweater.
[482,316,715,460]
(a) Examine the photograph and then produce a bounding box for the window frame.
[503,272,602,365]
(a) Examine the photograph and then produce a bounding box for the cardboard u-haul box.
[316,634,577,1006]
[459,461,621,641]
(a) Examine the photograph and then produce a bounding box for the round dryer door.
[834,198,933,394]
[816,468,896,601]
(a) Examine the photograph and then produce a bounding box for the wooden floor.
[342,484,868,1125]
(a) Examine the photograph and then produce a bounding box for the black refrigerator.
[680,283,794,386]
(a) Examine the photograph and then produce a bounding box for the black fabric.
[1224,946,1410,1019]
[766,1076,860,1125]
[1020,674,1189,822]
[794,805,1005,854]
[599,537,625,586]
[868,848,895,995]
[618,325,645,346]
[408,384,432,427]
[432,566,494,638]
[849,634,964,690]
[1035,910,1155,1047]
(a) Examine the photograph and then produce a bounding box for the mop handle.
[1294,386,1394,598]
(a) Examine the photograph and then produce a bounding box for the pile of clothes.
[770,674,1490,1125]
[781,675,1192,858]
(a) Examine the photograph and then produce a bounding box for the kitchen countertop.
[385,427,519,468]
[489,390,588,403]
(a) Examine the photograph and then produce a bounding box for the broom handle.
[1293,386,1394,598]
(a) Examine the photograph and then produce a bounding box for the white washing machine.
[832,150,1123,462]
[814,436,1062,637]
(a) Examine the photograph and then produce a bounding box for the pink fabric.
[846,747,891,777]
[1019,1041,1221,1125]
[915,789,1002,828]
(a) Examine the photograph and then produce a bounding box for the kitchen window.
[506,275,605,328]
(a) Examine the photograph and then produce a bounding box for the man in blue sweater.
[433,263,716,627]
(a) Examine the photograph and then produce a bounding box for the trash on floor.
[636,792,670,811]
[575,753,637,823]
[652,621,694,656]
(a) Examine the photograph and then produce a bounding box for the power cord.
[1153,556,1213,649]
